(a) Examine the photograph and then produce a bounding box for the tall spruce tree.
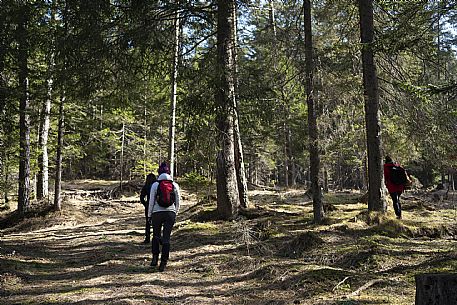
[215,0,240,219]
[304,0,324,223]
[17,2,31,214]
[358,0,386,212]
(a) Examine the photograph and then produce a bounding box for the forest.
[1,0,457,304]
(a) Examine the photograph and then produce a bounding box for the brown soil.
[1,182,456,305]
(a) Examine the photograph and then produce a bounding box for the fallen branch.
[333,276,350,292]
[347,279,385,297]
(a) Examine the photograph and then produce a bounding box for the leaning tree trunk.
[358,0,386,212]
[168,1,180,177]
[230,0,249,209]
[304,0,324,223]
[233,105,249,209]
[17,4,31,214]
[215,0,240,219]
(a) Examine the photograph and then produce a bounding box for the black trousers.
[389,192,402,218]
[151,211,176,262]
[144,204,151,240]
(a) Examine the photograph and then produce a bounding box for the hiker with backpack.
[140,173,157,244]
[383,155,410,219]
[148,162,180,272]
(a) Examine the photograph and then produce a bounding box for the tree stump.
[415,273,457,305]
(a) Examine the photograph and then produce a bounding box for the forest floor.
[1,180,456,305]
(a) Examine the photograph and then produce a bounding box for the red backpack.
[156,180,176,207]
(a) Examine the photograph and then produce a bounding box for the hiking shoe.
[159,261,167,272]
[150,255,159,267]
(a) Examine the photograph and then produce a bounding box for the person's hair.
[158,162,170,175]
[385,155,393,163]
[145,173,156,185]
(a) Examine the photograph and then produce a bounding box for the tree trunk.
[287,122,294,187]
[284,121,289,188]
[143,101,147,178]
[230,0,249,209]
[215,0,239,220]
[304,0,324,223]
[0,25,6,205]
[268,0,277,38]
[291,160,297,186]
[233,101,249,209]
[323,166,329,193]
[415,273,457,305]
[38,1,56,201]
[440,172,446,187]
[54,1,67,212]
[54,93,65,211]
[2,154,9,205]
[336,155,342,191]
[450,172,455,191]
[119,122,125,193]
[99,104,103,129]
[363,153,368,190]
[358,0,386,212]
[168,1,180,177]
[17,4,31,214]
[37,57,53,200]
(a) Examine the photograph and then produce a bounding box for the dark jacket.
[140,174,157,206]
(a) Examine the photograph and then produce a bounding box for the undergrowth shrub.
[180,171,212,191]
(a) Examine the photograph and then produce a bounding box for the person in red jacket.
[383,155,406,219]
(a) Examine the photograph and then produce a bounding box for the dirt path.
[1,183,456,305]
[1,187,230,304]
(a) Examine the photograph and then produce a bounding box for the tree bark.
[230,0,249,209]
[168,1,180,177]
[284,121,289,187]
[415,273,457,305]
[37,58,53,200]
[54,93,65,211]
[0,12,7,205]
[17,4,31,214]
[119,122,125,193]
[2,154,9,205]
[0,7,7,116]
[323,166,329,193]
[37,1,56,201]
[215,0,239,219]
[233,114,249,208]
[143,101,147,178]
[54,1,67,212]
[358,0,386,212]
[304,0,324,223]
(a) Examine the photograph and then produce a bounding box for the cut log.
[415,273,457,305]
